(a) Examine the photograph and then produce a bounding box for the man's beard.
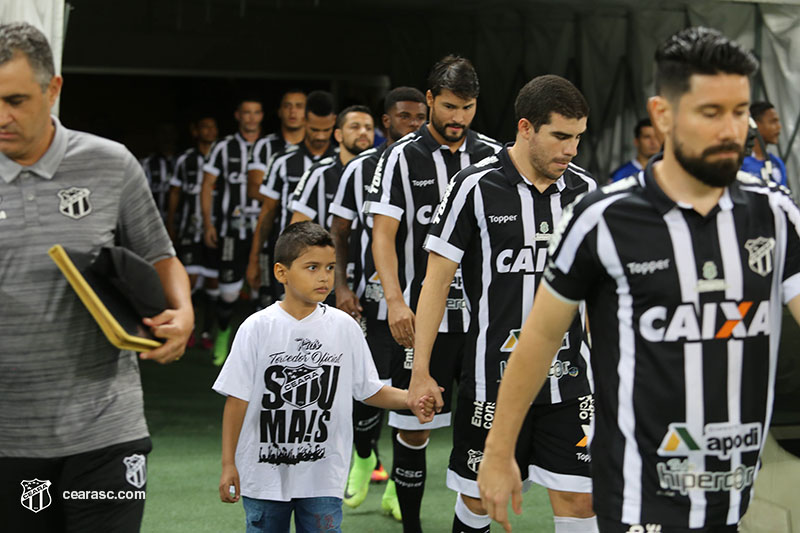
[344,139,370,156]
[673,139,743,188]
[431,114,468,143]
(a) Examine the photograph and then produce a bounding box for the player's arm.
[363,385,436,422]
[245,196,279,290]
[140,256,194,364]
[247,168,268,203]
[330,215,362,319]
[219,395,249,503]
[201,171,218,248]
[478,282,579,532]
[408,252,458,417]
[372,213,415,348]
[289,211,311,224]
[165,185,181,243]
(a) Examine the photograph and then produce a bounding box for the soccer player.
[610,118,661,182]
[247,89,307,308]
[409,75,597,533]
[364,56,502,533]
[0,22,192,531]
[289,105,374,228]
[478,27,800,533]
[741,101,787,187]
[329,87,428,518]
[214,221,434,533]
[166,114,219,349]
[140,122,178,220]
[246,90,337,293]
[201,97,264,365]
[248,89,307,202]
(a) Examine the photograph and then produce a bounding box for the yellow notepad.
[48,244,162,352]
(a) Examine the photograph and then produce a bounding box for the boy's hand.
[416,390,443,423]
[219,464,240,503]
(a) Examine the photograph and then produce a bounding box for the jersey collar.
[643,153,748,215]
[0,115,68,183]
[419,123,474,155]
[498,144,568,194]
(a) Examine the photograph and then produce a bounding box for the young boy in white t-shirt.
[214,221,434,533]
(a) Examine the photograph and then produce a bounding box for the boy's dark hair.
[427,55,480,100]
[750,101,774,122]
[305,90,336,118]
[274,221,334,267]
[384,86,426,113]
[514,75,589,132]
[634,118,652,138]
[336,105,372,129]
[655,26,759,101]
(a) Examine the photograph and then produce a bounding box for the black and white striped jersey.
[363,125,502,333]
[141,153,174,220]
[544,155,800,528]
[424,145,596,404]
[170,146,209,243]
[260,142,337,235]
[290,155,344,230]
[249,132,292,176]
[330,143,387,321]
[203,133,260,240]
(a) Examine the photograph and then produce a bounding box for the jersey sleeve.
[423,169,481,264]
[212,314,259,401]
[203,141,225,178]
[542,193,610,303]
[117,151,176,264]
[347,318,384,401]
[260,154,284,201]
[364,145,405,221]
[290,166,323,221]
[249,138,270,173]
[330,160,359,221]
[774,192,800,303]
[170,153,187,188]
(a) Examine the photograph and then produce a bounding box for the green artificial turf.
[138,346,554,532]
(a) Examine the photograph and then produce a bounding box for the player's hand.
[336,285,362,321]
[417,394,437,423]
[387,300,415,348]
[204,225,218,248]
[219,464,240,503]
[246,257,261,290]
[139,307,194,364]
[478,449,523,532]
[408,373,445,421]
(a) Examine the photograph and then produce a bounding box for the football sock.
[393,432,427,533]
[553,516,599,533]
[353,400,383,459]
[452,493,491,533]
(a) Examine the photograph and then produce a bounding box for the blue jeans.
[242,496,343,533]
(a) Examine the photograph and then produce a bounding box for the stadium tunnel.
[4,0,800,529]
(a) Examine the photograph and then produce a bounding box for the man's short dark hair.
[336,105,372,129]
[274,221,334,267]
[384,87,426,113]
[634,118,653,138]
[427,55,480,100]
[282,88,306,100]
[0,22,54,91]
[750,101,775,122]
[237,96,263,110]
[306,90,336,118]
[655,26,759,100]
[514,75,589,132]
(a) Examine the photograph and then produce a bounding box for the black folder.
[48,244,166,352]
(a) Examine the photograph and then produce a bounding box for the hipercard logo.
[639,300,769,342]
[658,422,762,459]
[657,458,755,496]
